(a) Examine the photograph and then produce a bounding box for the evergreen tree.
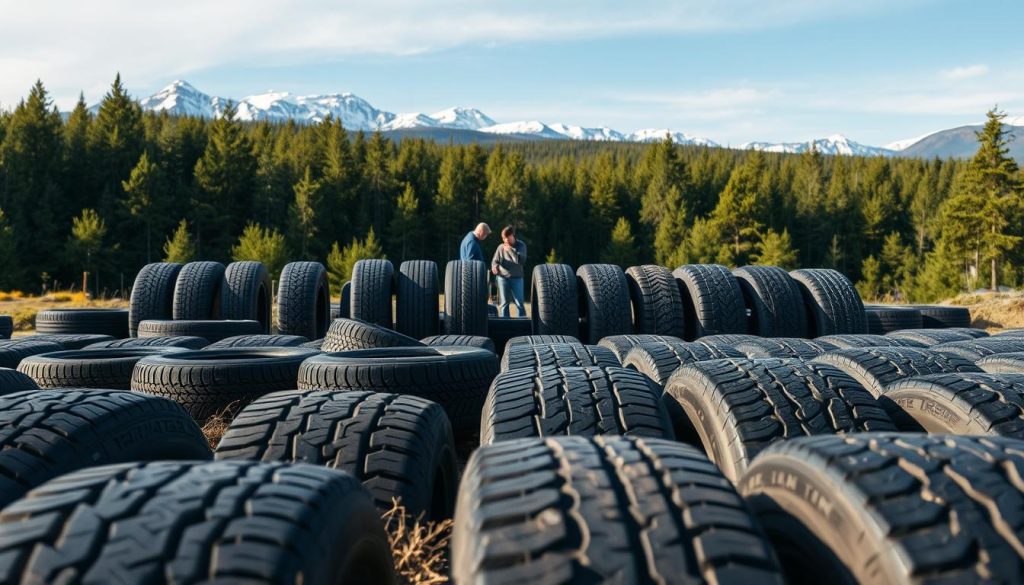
[326,241,347,294]
[63,93,92,212]
[362,131,395,236]
[602,217,639,266]
[880,232,914,300]
[288,166,321,258]
[485,146,529,227]
[122,151,160,262]
[709,151,767,265]
[434,146,473,261]
[546,248,561,264]
[232,223,288,280]
[163,219,196,263]
[0,209,21,289]
[588,152,621,234]
[683,217,722,264]
[752,228,798,269]
[653,185,688,267]
[857,256,883,300]
[792,147,827,259]
[89,74,144,217]
[328,227,386,286]
[639,135,687,228]
[67,209,108,289]
[389,183,422,261]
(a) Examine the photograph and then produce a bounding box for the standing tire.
[172,261,225,320]
[576,264,633,343]
[734,337,837,360]
[277,261,331,340]
[339,281,351,318]
[883,373,1024,435]
[789,268,867,336]
[221,261,272,333]
[814,333,925,349]
[137,319,262,343]
[599,334,684,363]
[0,339,65,369]
[0,368,38,395]
[887,327,987,345]
[351,259,395,329]
[500,342,619,373]
[444,260,489,336]
[530,263,579,336]
[733,265,808,338]
[673,264,747,340]
[396,260,439,339]
[813,346,982,397]
[128,262,181,336]
[321,318,423,352]
[0,315,12,339]
[864,304,923,334]
[623,340,744,387]
[86,336,210,349]
[35,308,129,338]
[421,334,496,353]
[916,304,972,328]
[18,347,186,389]
[625,265,685,336]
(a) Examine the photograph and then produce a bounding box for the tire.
[301,338,324,350]
[739,434,1024,585]
[216,390,457,520]
[734,337,837,360]
[453,436,785,585]
[598,333,684,363]
[351,259,395,329]
[444,260,488,336]
[696,333,761,352]
[887,327,988,345]
[625,265,685,336]
[35,308,129,338]
[137,319,262,343]
[129,262,182,337]
[883,373,1024,435]
[0,460,395,585]
[277,261,331,340]
[221,260,272,333]
[339,281,351,318]
[916,304,972,328]
[672,264,747,340]
[422,334,496,353]
[86,335,210,349]
[486,316,531,354]
[0,368,38,395]
[0,315,11,339]
[28,333,116,349]
[505,334,581,348]
[664,358,896,481]
[933,337,1024,362]
[0,388,210,509]
[814,333,925,349]
[623,340,744,387]
[297,346,498,439]
[396,260,439,338]
[204,334,309,349]
[0,339,64,368]
[500,342,620,373]
[813,346,982,397]
[576,264,633,343]
[172,261,225,320]
[978,353,1024,374]
[529,263,579,336]
[131,347,319,423]
[733,265,808,338]
[789,268,867,336]
[995,329,1024,337]
[481,366,674,444]
[18,347,186,389]
[321,318,423,352]
[864,304,923,334]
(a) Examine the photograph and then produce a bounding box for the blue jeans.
[496,276,526,317]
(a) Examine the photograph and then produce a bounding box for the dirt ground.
[946,291,1024,331]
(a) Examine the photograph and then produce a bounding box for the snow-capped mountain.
[429,107,496,130]
[628,129,719,147]
[479,121,568,140]
[741,134,893,157]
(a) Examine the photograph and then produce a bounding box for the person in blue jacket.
[459,223,491,262]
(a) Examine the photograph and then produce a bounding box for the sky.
[1,0,1022,147]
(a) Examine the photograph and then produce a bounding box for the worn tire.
[205,334,309,349]
[221,260,272,333]
[28,333,116,349]
[0,315,12,340]
[814,346,982,397]
[421,334,496,353]
[339,281,351,318]
[884,373,1024,435]
[814,333,925,349]
[216,389,457,520]
[664,358,896,481]
[0,368,38,394]
[505,334,581,349]
[0,389,210,509]
[35,308,129,338]
[137,319,261,343]
[172,261,225,320]
[625,265,685,336]
[598,333,684,363]
[978,353,1024,374]
[500,342,619,373]
[0,460,394,585]
[86,335,210,349]
[351,259,395,329]
[444,260,488,336]
[396,260,439,339]
[790,268,866,336]
[321,318,423,352]
[128,262,182,336]
[623,340,744,387]
[131,347,319,422]
[734,337,837,360]
[530,263,579,336]
[933,337,1024,362]
[576,264,633,343]
[864,305,923,334]
[916,304,972,328]
[740,434,1024,585]
[887,327,988,345]
[0,339,65,369]
[277,261,331,339]
[673,264,747,340]
[733,265,808,338]
[696,333,761,352]
[18,347,186,389]
[453,436,785,584]
[301,338,324,350]
[486,316,531,355]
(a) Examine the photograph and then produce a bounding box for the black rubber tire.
[35,308,129,338]
[734,337,837,360]
[887,327,988,345]
[505,334,582,348]
[0,315,12,339]
[396,260,439,339]
[351,259,395,329]
[978,353,1024,374]
[221,260,272,333]
[444,260,489,336]
[598,333,684,363]
[933,337,1024,362]
[0,460,395,585]
[625,265,685,336]
[301,338,324,350]
[453,436,785,584]
[915,304,972,328]
[995,329,1024,337]
[277,261,331,340]
[622,340,745,387]
[733,265,808,338]
[500,342,620,373]
[131,347,319,423]
[339,281,351,318]
[0,339,65,368]
[789,268,867,336]
[864,304,923,334]
[204,334,309,349]
[673,264,748,340]
[481,366,674,444]
[321,318,423,352]
[27,333,116,349]
[576,264,633,343]
[0,388,210,509]
[696,333,761,352]
[883,372,1024,435]
[0,368,38,394]
[297,346,498,439]
[331,303,341,320]
[664,358,896,481]
[128,262,182,337]
[739,434,1024,585]
[813,346,983,397]
[529,263,579,336]
[216,389,457,520]
[421,334,496,353]
[137,319,262,343]
[486,316,532,354]
[86,335,210,349]
[18,347,186,389]
[814,333,926,349]
[172,261,225,320]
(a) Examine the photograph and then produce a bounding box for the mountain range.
[128,80,1022,160]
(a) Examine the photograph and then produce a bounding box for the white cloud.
[940,64,990,81]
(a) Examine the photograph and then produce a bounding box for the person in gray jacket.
[490,225,527,317]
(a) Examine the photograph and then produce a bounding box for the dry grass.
[200,408,234,450]
[382,499,452,585]
[0,290,127,335]
[952,291,1024,331]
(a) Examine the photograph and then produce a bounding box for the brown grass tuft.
[200,408,234,450]
[951,291,1024,331]
[382,499,452,585]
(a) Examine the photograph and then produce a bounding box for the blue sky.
[1,0,1022,146]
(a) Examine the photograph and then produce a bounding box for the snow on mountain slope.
[547,124,626,141]
[742,134,893,157]
[429,107,496,130]
[479,121,566,139]
[885,131,938,151]
[629,128,719,147]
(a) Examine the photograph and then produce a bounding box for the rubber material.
[35,308,129,338]
[673,264,748,340]
[813,346,983,397]
[172,261,225,320]
[916,304,972,328]
[814,333,925,349]
[321,317,423,352]
[505,334,582,348]
[623,340,745,387]
[396,260,439,338]
[884,373,1024,436]
[27,333,115,349]
[421,334,496,353]
[932,337,1024,362]
[128,262,181,336]
[529,263,579,336]
[351,259,395,329]
[598,333,685,363]
[0,368,38,394]
[734,337,837,360]
[887,327,988,345]
[204,334,309,348]
[444,260,489,336]
[789,268,866,336]
[733,265,808,338]
[86,336,210,349]
[576,264,633,343]
[18,347,186,389]
[0,339,65,369]
[978,352,1024,374]
[277,261,331,340]
[864,305,923,334]
[221,260,272,333]
[500,342,620,373]
[137,319,262,343]
[625,264,685,336]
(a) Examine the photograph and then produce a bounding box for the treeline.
[0,76,1021,302]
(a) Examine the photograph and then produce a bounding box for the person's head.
[474,223,491,240]
[501,225,516,245]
